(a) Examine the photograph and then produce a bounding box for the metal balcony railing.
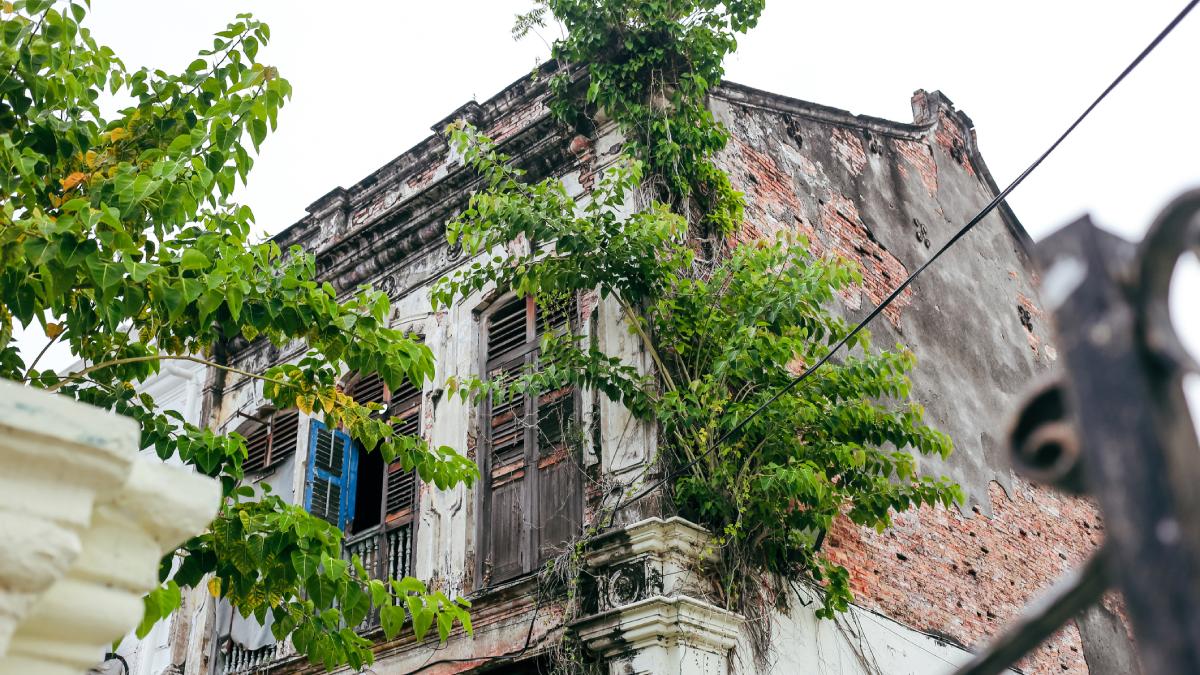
[216,523,414,672]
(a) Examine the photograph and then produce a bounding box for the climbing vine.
[438,0,963,645]
[517,0,762,236]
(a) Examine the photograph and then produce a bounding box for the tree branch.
[47,353,289,393]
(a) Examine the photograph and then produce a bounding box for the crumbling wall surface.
[713,84,1128,674]
[714,84,1056,508]
[823,480,1100,674]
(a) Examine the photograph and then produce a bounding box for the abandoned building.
[108,70,1141,675]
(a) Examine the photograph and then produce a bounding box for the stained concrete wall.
[713,84,1133,674]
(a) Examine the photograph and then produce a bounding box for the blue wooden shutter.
[304,420,359,530]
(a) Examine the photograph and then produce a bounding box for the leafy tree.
[0,2,474,669]
[435,0,965,623]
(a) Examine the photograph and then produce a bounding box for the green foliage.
[524,0,764,235]
[0,2,473,669]
[441,129,959,615]
[435,0,964,620]
[654,238,960,616]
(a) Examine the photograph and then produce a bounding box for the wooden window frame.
[236,408,300,475]
[337,344,425,584]
[477,294,583,587]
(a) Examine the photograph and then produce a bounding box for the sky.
[15,0,1200,416]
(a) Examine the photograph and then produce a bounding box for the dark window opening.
[351,442,384,534]
[333,344,424,607]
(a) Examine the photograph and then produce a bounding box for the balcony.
[218,521,413,673]
[343,520,415,631]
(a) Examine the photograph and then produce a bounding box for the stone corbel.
[0,380,220,675]
[571,518,743,675]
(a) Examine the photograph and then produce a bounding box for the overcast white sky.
[16,0,1200,416]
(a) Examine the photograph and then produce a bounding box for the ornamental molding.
[0,379,220,675]
[571,595,742,659]
[572,517,743,675]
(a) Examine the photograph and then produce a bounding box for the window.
[480,295,582,585]
[236,408,300,474]
[340,372,421,537]
[308,364,423,593]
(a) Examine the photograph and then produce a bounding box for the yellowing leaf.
[45,323,63,339]
[317,390,335,414]
[61,172,87,191]
[107,127,129,143]
[295,395,312,415]
[84,150,98,168]
[207,576,222,597]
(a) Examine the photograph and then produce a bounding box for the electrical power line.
[610,0,1200,517]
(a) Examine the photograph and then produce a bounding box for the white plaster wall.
[108,360,207,675]
[737,593,1015,675]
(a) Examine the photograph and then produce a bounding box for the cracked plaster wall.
[713,86,1132,674]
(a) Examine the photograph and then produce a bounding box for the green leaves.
[137,581,181,639]
[178,497,472,668]
[445,14,960,617]
[533,0,760,235]
[0,3,473,668]
[180,248,210,271]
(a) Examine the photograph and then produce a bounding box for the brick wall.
[717,87,1120,674]
[826,480,1104,674]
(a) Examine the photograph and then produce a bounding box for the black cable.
[610,0,1200,517]
[101,653,130,675]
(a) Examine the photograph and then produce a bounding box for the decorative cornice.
[585,517,716,569]
[0,380,220,674]
[571,595,741,659]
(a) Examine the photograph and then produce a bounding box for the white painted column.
[0,380,220,675]
[571,518,742,675]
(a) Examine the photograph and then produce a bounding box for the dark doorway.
[350,444,384,534]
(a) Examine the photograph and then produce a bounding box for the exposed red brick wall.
[934,109,976,177]
[718,102,1118,673]
[831,127,868,175]
[726,137,913,329]
[894,138,939,198]
[486,99,550,143]
[825,480,1103,674]
[815,193,913,328]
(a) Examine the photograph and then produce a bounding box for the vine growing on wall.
[437,0,963,642]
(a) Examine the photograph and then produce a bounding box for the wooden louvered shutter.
[385,376,422,525]
[305,420,357,530]
[348,372,387,409]
[270,409,300,465]
[240,409,300,473]
[533,297,580,560]
[483,298,534,582]
[481,295,582,584]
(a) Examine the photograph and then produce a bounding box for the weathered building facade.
[154,72,1135,675]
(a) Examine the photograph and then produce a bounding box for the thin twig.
[47,353,288,393]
